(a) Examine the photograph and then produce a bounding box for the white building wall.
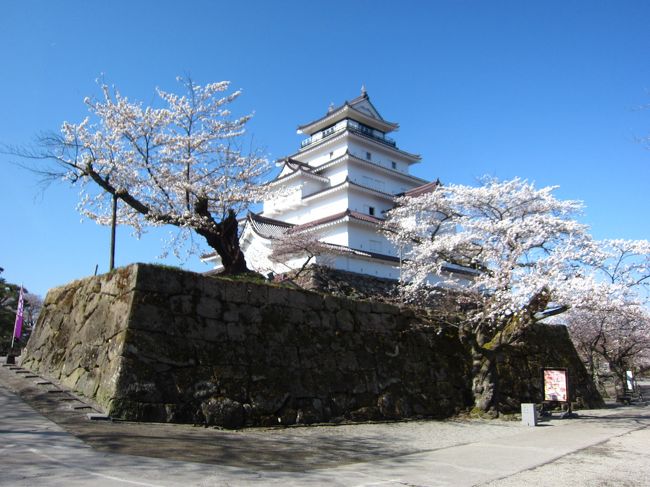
[346,224,397,256]
[263,174,326,216]
[277,190,347,224]
[242,227,319,277]
[240,231,275,276]
[301,140,348,168]
[346,158,414,195]
[346,139,413,172]
[305,190,348,220]
[301,178,327,195]
[319,162,349,186]
[324,255,400,280]
[317,225,349,247]
[347,191,392,216]
[263,186,302,216]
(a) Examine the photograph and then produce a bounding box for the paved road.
[1,363,649,486]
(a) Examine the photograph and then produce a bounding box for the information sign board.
[543,368,568,402]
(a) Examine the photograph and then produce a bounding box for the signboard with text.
[543,368,568,402]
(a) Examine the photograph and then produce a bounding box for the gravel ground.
[0,361,525,469]
[483,426,650,486]
[2,362,649,487]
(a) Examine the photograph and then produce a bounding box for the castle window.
[368,206,375,216]
[391,161,397,169]
[329,151,334,159]
[366,151,372,160]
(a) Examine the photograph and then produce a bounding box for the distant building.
[203,89,455,281]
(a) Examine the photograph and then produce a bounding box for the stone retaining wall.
[23,264,472,427]
[21,264,602,428]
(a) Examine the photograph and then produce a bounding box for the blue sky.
[1,1,649,297]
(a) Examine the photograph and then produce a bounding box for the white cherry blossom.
[39,77,272,273]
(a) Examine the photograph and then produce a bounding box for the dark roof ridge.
[290,210,350,232]
[249,211,294,228]
[269,159,329,184]
[285,157,312,169]
[402,179,441,198]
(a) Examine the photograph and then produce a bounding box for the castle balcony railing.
[300,119,396,149]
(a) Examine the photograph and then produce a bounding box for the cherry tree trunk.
[470,347,500,415]
[608,361,629,395]
[220,247,249,275]
[194,202,250,275]
[198,224,249,275]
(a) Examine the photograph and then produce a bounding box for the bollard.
[521,403,537,426]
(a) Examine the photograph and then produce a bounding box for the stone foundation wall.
[21,268,135,407]
[494,323,604,410]
[22,264,602,428]
[23,264,472,427]
[288,265,399,301]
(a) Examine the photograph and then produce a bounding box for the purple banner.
[14,287,24,340]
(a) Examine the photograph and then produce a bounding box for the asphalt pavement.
[1,361,649,486]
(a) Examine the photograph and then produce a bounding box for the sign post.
[543,368,576,418]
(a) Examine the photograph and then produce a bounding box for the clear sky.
[1,1,649,297]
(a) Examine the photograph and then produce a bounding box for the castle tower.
[204,90,434,279]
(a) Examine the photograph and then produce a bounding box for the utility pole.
[109,194,117,271]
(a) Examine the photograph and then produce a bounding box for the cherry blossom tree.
[27,77,271,274]
[384,177,590,414]
[562,239,650,391]
[269,231,332,280]
[567,304,650,391]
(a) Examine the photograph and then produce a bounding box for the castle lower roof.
[402,179,441,197]
[290,209,384,232]
[269,158,329,185]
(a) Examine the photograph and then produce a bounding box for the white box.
[521,403,537,426]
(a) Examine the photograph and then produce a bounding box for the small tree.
[22,77,271,274]
[269,231,332,280]
[384,177,589,414]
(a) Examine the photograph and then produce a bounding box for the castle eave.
[298,104,398,135]
[314,152,429,185]
[294,129,421,163]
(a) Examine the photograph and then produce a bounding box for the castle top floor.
[298,87,394,134]
[293,88,421,164]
